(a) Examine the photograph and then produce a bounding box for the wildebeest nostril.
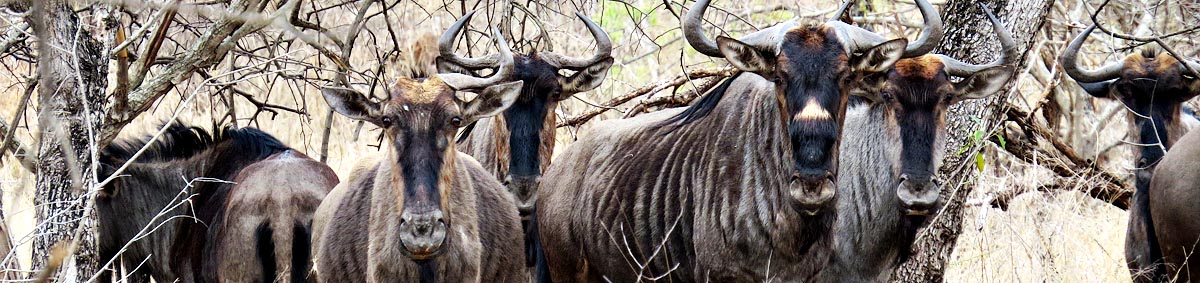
[899,174,909,183]
[503,176,513,186]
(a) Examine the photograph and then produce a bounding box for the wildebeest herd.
[89,0,1200,282]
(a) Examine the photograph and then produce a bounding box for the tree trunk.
[890,0,1053,281]
[29,0,109,280]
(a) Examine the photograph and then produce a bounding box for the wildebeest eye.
[881,92,895,101]
[380,116,393,127]
[450,116,463,127]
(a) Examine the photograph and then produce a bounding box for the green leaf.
[975,152,986,172]
[996,133,1006,148]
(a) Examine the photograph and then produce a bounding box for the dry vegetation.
[0,0,1195,281]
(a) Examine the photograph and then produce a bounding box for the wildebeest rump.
[97,123,336,283]
[535,0,941,280]
[822,5,1017,282]
[311,26,526,282]
[436,11,614,280]
[1149,128,1200,282]
[1060,25,1200,283]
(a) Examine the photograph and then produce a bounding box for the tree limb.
[558,67,737,128]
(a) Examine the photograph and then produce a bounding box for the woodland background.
[0,0,1195,281]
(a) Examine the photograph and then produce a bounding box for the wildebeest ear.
[322,86,381,122]
[716,36,775,75]
[852,38,907,73]
[951,66,1013,103]
[557,57,615,100]
[96,163,119,199]
[461,81,523,123]
[1076,80,1113,98]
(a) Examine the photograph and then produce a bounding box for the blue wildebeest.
[436,11,614,279]
[535,0,942,281]
[311,27,528,282]
[98,124,337,283]
[823,5,1017,282]
[1149,127,1200,282]
[1060,25,1200,283]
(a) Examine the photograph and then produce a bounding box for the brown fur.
[314,77,526,282]
[1148,129,1200,282]
[313,152,524,282]
[97,125,334,283]
[893,56,944,80]
[1100,47,1200,283]
[216,150,337,282]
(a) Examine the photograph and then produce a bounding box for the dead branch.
[0,75,35,172]
[993,104,1131,209]
[103,0,301,145]
[622,76,724,118]
[558,67,737,128]
[0,21,28,56]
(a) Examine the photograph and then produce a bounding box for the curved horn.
[441,26,515,90]
[439,10,504,70]
[825,0,942,57]
[684,0,796,56]
[935,4,1019,77]
[683,0,724,57]
[540,12,613,70]
[1186,59,1200,77]
[1059,25,1124,83]
[831,0,854,22]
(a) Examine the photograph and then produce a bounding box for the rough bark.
[29,0,109,280]
[890,0,1054,281]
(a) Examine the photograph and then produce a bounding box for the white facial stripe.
[795,98,832,120]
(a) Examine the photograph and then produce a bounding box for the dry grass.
[0,0,1196,281]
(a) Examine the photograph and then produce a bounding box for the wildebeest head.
[437,11,614,215]
[682,0,942,214]
[322,27,523,260]
[849,5,1016,214]
[1060,25,1200,189]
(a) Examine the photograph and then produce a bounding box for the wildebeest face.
[1061,26,1200,190]
[1082,51,1200,183]
[713,28,907,214]
[438,11,614,216]
[494,55,612,215]
[322,77,522,259]
[854,56,1011,214]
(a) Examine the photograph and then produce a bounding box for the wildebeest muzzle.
[896,174,940,216]
[504,174,540,217]
[789,170,836,216]
[399,208,448,260]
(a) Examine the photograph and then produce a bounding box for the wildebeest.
[822,5,1016,282]
[97,123,336,283]
[1060,25,1200,283]
[1149,128,1200,282]
[535,0,941,280]
[436,11,614,279]
[439,11,613,215]
[311,27,527,282]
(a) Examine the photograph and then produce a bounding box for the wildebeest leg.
[538,206,588,282]
[1126,190,1164,283]
[292,223,314,283]
[528,210,552,283]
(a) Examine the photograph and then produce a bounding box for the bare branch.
[558,67,737,128]
[0,75,36,172]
